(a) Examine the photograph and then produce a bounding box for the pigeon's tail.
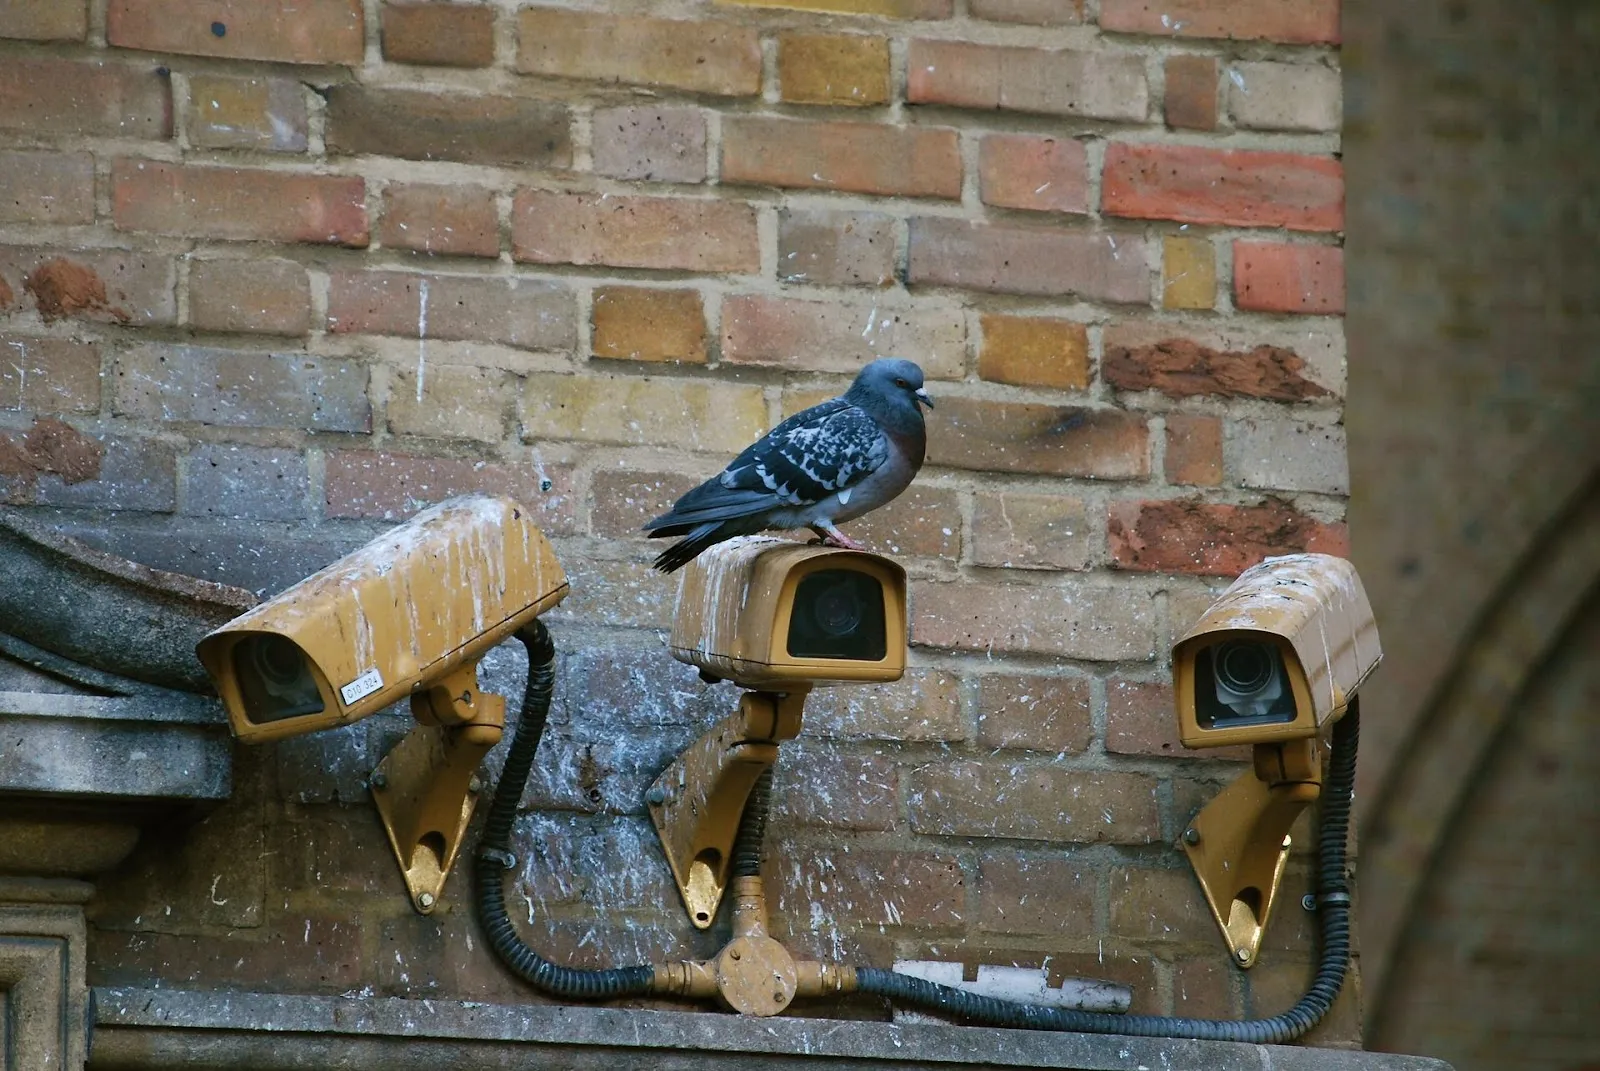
[652,521,728,573]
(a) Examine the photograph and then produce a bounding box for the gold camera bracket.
[1181,734,1325,968]
[646,688,808,930]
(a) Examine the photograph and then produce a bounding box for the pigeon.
[644,358,934,573]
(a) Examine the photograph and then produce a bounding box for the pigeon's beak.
[915,387,934,410]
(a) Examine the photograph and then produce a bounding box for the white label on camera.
[340,668,384,706]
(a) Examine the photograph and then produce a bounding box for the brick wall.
[0,0,1351,1041]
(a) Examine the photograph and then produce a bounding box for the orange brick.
[0,151,94,224]
[518,373,767,454]
[926,396,1147,478]
[112,160,367,247]
[971,493,1093,570]
[1108,498,1349,576]
[387,364,507,443]
[516,10,760,97]
[1103,144,1344,232]
[0,58,171,139]
[379,184,499,259]
[907,39,1147,121]
[0,0,87,39]
[1100,0,1340,45]
[107,0,363,64]
[722,295,965,379]
[189,258,311,337]
[911,576,1156,660]
[977,314,1089,390]
[511,191,758,274]
[1164,54,1218,130]
[0,338,101,412]
[1162,236,1216,310]
[722,117,960,199]
[1234,242,1345,314]
[591,287,706,364]
[778,33,890,106]
[184,75,308,152]
[978,134,1089,214]
[976,675,1092,753]
[381,2,494,67]
[1164,414,1223,487]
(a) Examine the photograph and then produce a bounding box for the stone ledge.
[89,988,1454,1071]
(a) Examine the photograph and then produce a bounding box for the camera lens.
[233,634,325,723]
[787,569,887,661]
[1194,639,1296,729]
[812,583,864,637]
[252,635,305,687]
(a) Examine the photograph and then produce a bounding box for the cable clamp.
[1316,891,1352,908]
[477,846,518,870]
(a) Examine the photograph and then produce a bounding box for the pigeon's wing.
[645,399,887,531]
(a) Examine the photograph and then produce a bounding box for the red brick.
[184,74,307,152]
[189,258,311,336]
[88,913,362,992]
[0,58,171,138]
[326,450,577,532]
[0,338,101,413]
[722,295,964,379]
[1247,957,1364,1046]
[722,0,951,15]
[589,470,700,538]
[907,40,1147,122]
[382,2,495,67]
[1102,144,1344,232]
[908,218,1149,304]
[1103,321,1340,402]
[1164,54,1218,130]
[516,10,761,97]
[910,763,1160,843]
[978,135,1088,215]
[978,852,1096,934]
[327,270,575,351]
[778,33,890,107]
[512,191,758,274]
[0,247,176,326]
[0,0,87,39]
[1234,242,1345,314]
[182,444,310,521]
[379,184,499,258]
[112,160,367,247]
[775,846,967,930]
[926,396,1148,479]
[107,0,364,64]
[1105,679,1188,757]
[1108,498,1349,576]
[591,287,707,364]
[779,210,896,288]
[326,87,570,168]
[0,151,94,224]
[911,577,1156,661]
[1228,61,1342,133]
[844,485,961,560]
[1108,866,1218,944]
[977,314,1089,390]
[591,106,707,184]
[976,675,1091,753]
[971,493,1093,570]
[1174,956,1238,1018]
[970,0,1083,23]
[1100,0,1340,45]
[803,669,963,742]
[772,747,898,831]
[722,118,960,199]
[1164,414,1223,487]
[2,429,175,512]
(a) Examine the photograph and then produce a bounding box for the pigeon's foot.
[810,523,868,551]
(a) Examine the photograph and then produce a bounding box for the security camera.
[196,494,569,744]
[1172,552,1380,750]
[668,536,907,689]
[195,493,568,915]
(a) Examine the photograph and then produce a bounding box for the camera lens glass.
[1195,639,1297,729]
[787,569,887,661]
[233,634,325,723]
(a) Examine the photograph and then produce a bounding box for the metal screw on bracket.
[1235,948,1251,964]
[645,785,667,806]
[369,770,387,790]
[1302,893,1318,912]
[1183,827,1201,845]
[468,776,483,795]
[417,892,435,910]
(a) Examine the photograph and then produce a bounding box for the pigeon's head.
[849,358,934,427]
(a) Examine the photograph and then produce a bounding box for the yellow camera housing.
[668,536,907,690]
[1173,552,1381,750]
[196,494,568,745]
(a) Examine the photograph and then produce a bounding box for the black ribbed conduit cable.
[473,620,655,999]
[854,702,1362,1043]
[730,767,774,879]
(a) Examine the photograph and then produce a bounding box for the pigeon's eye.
[894,377,909,388]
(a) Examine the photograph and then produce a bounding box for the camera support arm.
[1181,734,1325,968]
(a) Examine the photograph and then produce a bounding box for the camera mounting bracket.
[646,688,808,930]
[370,663,505,914]
[1182,735,1323,968]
